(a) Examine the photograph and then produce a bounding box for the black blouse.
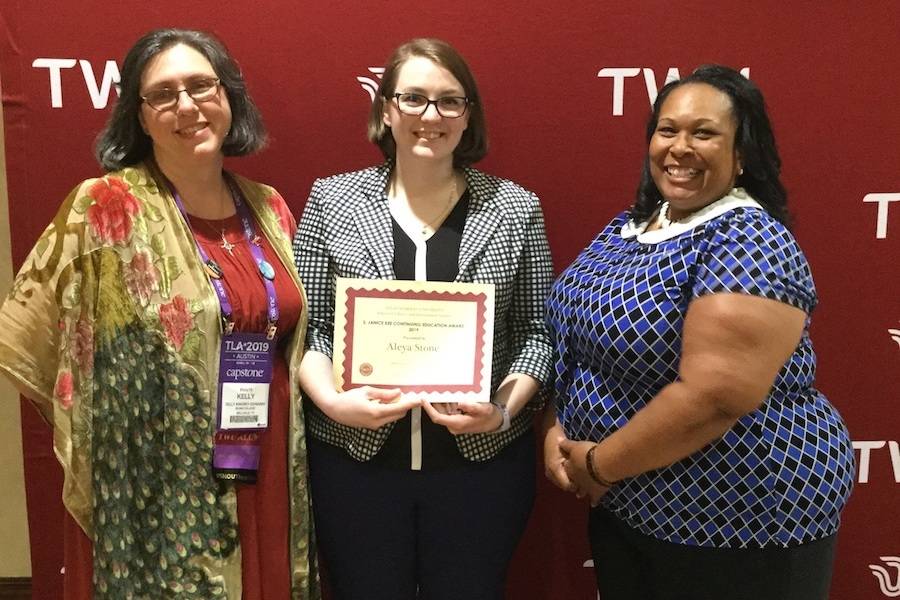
[372,191,472,470]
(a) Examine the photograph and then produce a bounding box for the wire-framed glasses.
[141,78,221,111]
[392,93,470,118]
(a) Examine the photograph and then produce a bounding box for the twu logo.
[889,326,900,350]
[870,556,900,597]
[357,67,385,102]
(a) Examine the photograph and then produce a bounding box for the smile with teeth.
[177,123,208,137]
[665,165,700,178]
[416,130,443,140]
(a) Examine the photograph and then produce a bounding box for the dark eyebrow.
[144,73,217,90]
[657,117,722,126]
[397,86,464,96]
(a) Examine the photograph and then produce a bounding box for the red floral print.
[54,371,74,409]
[266,192,295,237]
[71,319,94,373]
[86,177,142,245]
[159,295,193,351]
[124,250,160,305]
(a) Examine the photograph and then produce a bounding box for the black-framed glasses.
[141,78,221,111]
[392,93,470,118]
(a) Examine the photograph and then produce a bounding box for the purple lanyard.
[167,175,280,338]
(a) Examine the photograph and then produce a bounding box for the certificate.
[333,278,495,402]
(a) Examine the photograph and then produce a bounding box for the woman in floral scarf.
[0,29,318,599]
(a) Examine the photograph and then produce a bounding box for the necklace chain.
[421,177,457,236]
[187,183,242,255]
[389,175,459,237]
[191,215,241,255]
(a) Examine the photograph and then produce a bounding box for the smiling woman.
[137,44,233,180]
[0,28,319,600]
[647,83,743,220]
[544,65,854,600]
[293,38,554,600]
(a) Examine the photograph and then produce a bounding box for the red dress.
[64,212,301,600]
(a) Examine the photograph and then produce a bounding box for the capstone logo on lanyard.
[166,173,280,484]
[212,331,275,483]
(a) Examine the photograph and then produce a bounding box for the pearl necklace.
[656,201,696,229]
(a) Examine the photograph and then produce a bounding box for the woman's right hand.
[319,386,420,430]
[543,412,576,493]
[299,351,420,430]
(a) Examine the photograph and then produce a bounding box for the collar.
[621,188,763,243]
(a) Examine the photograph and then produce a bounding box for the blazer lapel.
[457,169,503,281]
[352,164,395,279]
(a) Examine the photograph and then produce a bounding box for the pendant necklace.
[393,176,458,238]
[192,217,240,256]
[190,188,238,279]
[218,231,237,255]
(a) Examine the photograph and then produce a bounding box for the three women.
[0,28,854,600]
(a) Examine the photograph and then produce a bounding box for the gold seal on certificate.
[333,278,495,402]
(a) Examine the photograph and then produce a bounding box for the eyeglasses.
[392,93,470,118]
[141,78,221,111]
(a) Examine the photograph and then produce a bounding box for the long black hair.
[631,64,789,226]
[95,28,266,171]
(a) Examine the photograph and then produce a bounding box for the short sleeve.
[691,210,817,313]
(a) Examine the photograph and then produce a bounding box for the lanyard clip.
[266,322,277,340]
[224,319,235,335]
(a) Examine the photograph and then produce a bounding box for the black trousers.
[589,507,837,600]
[308,431,535,600]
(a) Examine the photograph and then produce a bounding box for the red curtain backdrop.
[2,2,899,598]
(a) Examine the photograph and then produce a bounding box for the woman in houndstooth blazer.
[293,38,554,600]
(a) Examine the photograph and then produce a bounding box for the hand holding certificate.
[333,278,495,402]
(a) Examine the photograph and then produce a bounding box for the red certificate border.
[340,287,488,394]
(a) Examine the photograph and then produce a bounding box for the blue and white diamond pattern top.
[546,190,855,548]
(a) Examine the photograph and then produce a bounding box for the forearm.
[492,372,541,417]
[590,295,804,484]
[591,381,748,483]
[297,350,338,410]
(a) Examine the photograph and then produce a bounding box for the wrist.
[490,401,511,433]
[585,444,618,488]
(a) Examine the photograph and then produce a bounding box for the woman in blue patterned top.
[544,65,854,600]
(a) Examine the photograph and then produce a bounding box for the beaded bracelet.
[585,444,618,487]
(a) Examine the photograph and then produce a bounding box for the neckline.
[188,213,243,243]
[389,188,469,243]
[620,188,763,243]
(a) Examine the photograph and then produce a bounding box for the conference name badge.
[217,332,274,430]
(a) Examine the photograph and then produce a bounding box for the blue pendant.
[259,260,276,280]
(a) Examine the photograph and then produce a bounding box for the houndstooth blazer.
[293,162,554,462]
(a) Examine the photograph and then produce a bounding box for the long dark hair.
[631,65,790,226]
[95,28,266,171]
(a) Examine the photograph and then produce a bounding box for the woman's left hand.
[422,401,503,435]
[559,438,611,507]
